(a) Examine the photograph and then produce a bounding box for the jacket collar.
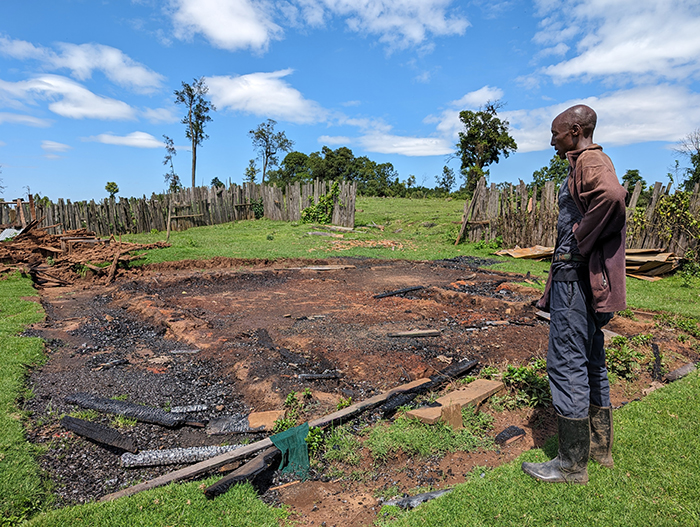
[566,143,603,169]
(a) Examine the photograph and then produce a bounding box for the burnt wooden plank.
[60,416,137,453]
[204,447,281,499]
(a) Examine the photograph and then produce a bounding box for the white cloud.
[301,0,470,51]
[0,35,164,92]
[0,75,136,120]
[85,131,164,148]
[0,112,51,127]
[451,85,504,109]
[206,70,328,124]
[422,85,505,140]
[168,0,468,53]
[318,134,351,145]
[358,132,452,156]
[504,85,700,153]
[534,0,700,83]
[41,140,71,152]
[170,0,283,52]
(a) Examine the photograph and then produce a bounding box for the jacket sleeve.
[572,154,627,257]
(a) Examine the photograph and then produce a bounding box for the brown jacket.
[538,144,627,313]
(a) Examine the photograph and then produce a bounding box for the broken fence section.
[1,180,356,237]
[456,178,700,259]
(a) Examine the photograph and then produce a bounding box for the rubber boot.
[521,415,590,484]
[589,405,614,468]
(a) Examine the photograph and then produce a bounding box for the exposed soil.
[21,256,700,526]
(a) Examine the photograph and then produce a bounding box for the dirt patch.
[22,256,699,525]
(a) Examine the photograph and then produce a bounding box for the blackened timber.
[65,393,185,428]
[204,447,281,499]
[373,286,424,299]
[379,359,479,417]
[60,416,137,453]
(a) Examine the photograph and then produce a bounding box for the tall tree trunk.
[261,156,268,185]
[191,139,197,189]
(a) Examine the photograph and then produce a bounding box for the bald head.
[550,105,597,158]
[554,105,597,139]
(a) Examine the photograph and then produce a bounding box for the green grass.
[378,371,700,527]
[366,407,494,462]
[26,480,287,527]
[0,274,51,526]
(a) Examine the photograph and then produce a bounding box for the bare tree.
[162,135,182,192]
[674,128,700,191]
[249,119,294,184]
[174,77,215,189]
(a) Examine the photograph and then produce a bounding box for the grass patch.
[25,480,287,527]
[0,273,52,525]
[378,371,700,526]
[323,426,363,466]
[366,407,494,462]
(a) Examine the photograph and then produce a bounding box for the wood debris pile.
[0,224,169,285]
[495,245,681,280]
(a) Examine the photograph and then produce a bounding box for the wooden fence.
[456,178,700,255]
[0,180,356,236]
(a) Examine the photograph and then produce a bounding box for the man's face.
[550,116,575,159]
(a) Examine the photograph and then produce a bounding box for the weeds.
[479,366,499,380]
[336,396,352,410]
[606,336,644,380]
[654,313,700,338]
[110,415,137,429]
[617,308,637,320]
[68,409,99,421]
[324,426,362,465]
[273,390,310,433]
[501,360,551,408]
[305,426,324,456]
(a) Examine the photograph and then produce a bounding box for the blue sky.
[2,0,700,202]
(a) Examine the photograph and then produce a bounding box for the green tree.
[105,181,119,199]
[622,169,644,189]
[530,155,569,191]
[210,177,224,188]
[435,165,456,194]
[162,135,182,193]
[674,129,700,191]
[174,77,215,189]
[244,159,259,184]
[249,119,294,184]
[456,101,517,196]
[267,151,311,186]
[622,169,651,208]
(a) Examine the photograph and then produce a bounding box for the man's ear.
[571,123,582,136]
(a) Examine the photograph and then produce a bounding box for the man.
[522,105,627,484]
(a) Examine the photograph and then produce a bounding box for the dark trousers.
[547,279,613,419]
